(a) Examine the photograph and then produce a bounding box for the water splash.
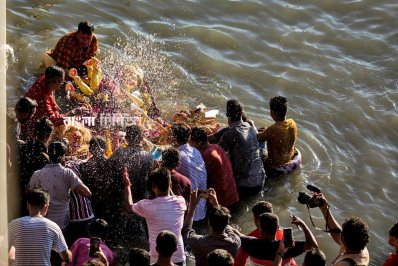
[4,44,18,70]
[100,36,177,105]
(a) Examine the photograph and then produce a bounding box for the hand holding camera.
[297,184,326,208]
[198,188,219,208]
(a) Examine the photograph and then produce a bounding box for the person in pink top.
[68,219,116,266]
[124,167,186,265]
[190,127,239,208]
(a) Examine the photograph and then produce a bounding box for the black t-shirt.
[240,235,305,260]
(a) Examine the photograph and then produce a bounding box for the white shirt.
[29,163,83,229]
[132,195,187,264]
[8,216,68,266]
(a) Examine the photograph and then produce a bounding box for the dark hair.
[161,148,180,169]
[190,127,208,143]
[48,141,67,163]
[303,248,326,266]
[15,97,37,114]
[207,249,234,266]
[156,230,178,258]
[27,188,50,208]
[129,248,150,266]
[252,201,273,218]
[208,206,231,233]
[171,123,191,144]
[259,213,279,235]
[89,219,109,240]
[341,216,369,251]
[269,96,288,118]
[125,125,143,145]
[389,222,398,238]
[45,66,65,81]
[34,117,54,139]
[226,99,242,122]
[89,136,106,155]
[149,167,171,193]
[78,21,94,35]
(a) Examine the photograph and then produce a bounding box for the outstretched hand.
[123,168,131,187]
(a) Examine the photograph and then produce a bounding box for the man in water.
[257,96,298,174]
[190,126,239,208]
[218,99,265,197]
[47,21,98,72]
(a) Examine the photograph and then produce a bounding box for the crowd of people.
[6,21,397,266]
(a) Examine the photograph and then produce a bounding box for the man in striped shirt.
[8,188,71,265]
[171,123,207,221]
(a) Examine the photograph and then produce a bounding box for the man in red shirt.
[234,201,291,266]
[24,66,87,140]
[47,21,98,71]
[190,127,239,208]
[384,222,398,266]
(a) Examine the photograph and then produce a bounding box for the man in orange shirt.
[257,96,298,171]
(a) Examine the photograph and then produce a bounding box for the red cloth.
[49,31,98,69]
[171,170,192,206]
[383,253,398,266]
[235,229,261,266]
[202,144,239,207]
[235,228,296,266]
[24,75,64,139]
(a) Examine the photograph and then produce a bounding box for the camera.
[197,189,209,196]
[297,184,325,208]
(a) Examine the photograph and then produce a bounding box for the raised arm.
[123,168,134,213]
[291,216,318,250]
[183,190,201,228]
[318,196,342,246]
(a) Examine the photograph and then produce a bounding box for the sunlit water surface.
[6,1,398,265]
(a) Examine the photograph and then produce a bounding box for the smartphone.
[283,227,293,248]
[197,189,208,195]
[89,237,100,257]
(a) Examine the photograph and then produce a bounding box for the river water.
[6,1,398,265]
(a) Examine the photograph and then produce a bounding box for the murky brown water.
[6,1,398,265]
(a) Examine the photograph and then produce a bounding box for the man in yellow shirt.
[257,96,298,169]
